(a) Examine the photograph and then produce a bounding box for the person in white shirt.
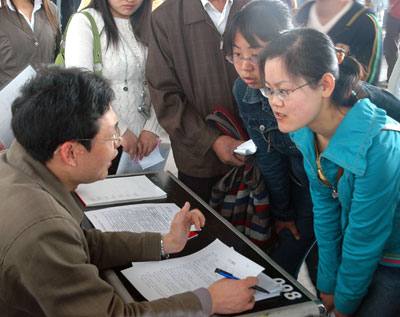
[65,0,163,173]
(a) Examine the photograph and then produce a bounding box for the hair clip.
[335,47,346,64]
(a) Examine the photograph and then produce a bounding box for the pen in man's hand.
[214,268,270,293]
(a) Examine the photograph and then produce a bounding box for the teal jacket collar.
[291,98,388,176]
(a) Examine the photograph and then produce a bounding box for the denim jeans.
[233,78,315,277]
[355,265,400,316]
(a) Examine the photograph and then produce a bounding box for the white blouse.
[64,8,161,138]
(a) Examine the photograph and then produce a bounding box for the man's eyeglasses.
[260,80,317,101]
[74,126,122,147]
[54,126,122,154]
[226,53,258,66]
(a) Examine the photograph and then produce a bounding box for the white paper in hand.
[234,139,257,155]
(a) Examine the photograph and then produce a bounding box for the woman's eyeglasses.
[260,80,317,101]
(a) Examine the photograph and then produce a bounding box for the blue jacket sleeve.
[309,178,342,294]
[334,132,400,315]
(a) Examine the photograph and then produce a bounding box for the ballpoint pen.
[214,268,270,294]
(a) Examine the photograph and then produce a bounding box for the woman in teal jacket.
[258,28,400,316]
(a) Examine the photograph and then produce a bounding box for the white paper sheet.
[122,239,267,301]
[0,65,36,148]
[116,145,166,174]
[75,175,167,206]
[138,146,165,169]
[254,272,283,301]
[234,139,257,155]
[86,203,181,234]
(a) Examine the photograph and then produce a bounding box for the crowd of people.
[0,0,399,316]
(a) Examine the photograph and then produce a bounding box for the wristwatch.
[160,235,170,260]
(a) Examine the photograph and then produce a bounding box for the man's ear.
[58,142,84,167]
[320,72,336,98]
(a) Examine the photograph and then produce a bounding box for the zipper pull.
[332,188,338,199]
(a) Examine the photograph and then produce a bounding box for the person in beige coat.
[0,0,60,90]
[0,66,258,316]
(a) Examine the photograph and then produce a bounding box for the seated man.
[0,67,258,316]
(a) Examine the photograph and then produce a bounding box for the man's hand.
[275,220,300,240]
[163,202,205,254]
[0,140,5,151]
[137,130,158,160]
[320,292,335,312]
[212,135,246,166]
[121,129,138,159]
[208,277,258,314]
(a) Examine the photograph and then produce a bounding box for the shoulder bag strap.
[80,11,103,76]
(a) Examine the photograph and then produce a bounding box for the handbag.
[207,107,275,248]
[55,11,103,75]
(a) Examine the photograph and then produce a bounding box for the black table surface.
[76,171,325,316]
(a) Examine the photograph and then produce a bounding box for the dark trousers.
[384,13,400,80]
[268,178,315,279]
[178,171,223,203]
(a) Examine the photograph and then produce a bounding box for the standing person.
[0,0,60,89]
[146,0,250,203]
[296,0,382,86]
[65,0,163,173]
[384,0,400,81]
[225,0,314,278]
[0,66,259,316]
[259,27,400,317]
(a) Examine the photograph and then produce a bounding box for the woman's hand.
[333,308,352,317]
[121,129,138,159]
[274,220,300,240]
[137,130,158,160]
[320,292,335,312]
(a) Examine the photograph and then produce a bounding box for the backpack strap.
[205,107,248,141]
[346,7,368,27]
[57,11,102,75]
[81,11,103,75]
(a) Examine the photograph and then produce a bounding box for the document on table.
[75,175,167,207]
[0,65,36,148]
[122,239,282,301]
[86,203,185,235]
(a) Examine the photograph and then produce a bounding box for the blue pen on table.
[214,268,270,294]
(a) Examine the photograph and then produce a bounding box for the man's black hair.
[11,66,114,163]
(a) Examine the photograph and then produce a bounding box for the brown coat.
[0,141,206,316]
[0,1,60,89]
[146,0,250,178]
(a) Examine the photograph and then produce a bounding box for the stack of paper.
[75,175,167,207]
[122,239,282,301]
[255,272,283,301]
[86,203,185,235]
